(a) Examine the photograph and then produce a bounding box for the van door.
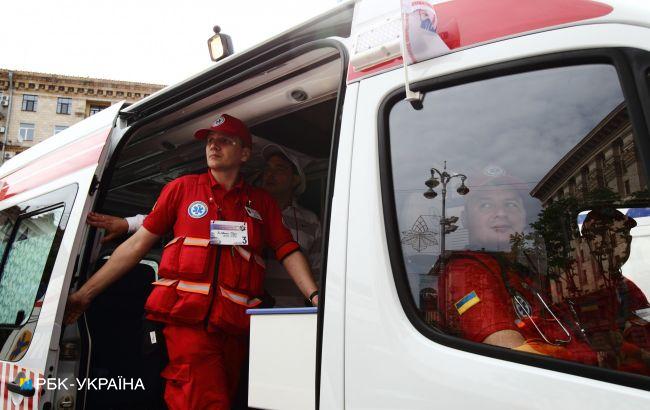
[346,22,650,409]
[0,104,123,410]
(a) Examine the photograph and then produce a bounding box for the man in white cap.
[261,143,322,305]
[86,143,322,305]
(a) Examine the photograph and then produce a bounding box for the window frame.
[18,123,35,142]
[0,184,77,341]
[53,125,68,135]
[21,94,37,112]
[56,97,72,115]
[378,48,650,391]
[89,105,107,116]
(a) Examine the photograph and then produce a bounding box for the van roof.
[121,0,355,120]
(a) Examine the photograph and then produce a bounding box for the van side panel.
[0,104,120,410]
[0,128,110,201]
[320,82,358,409]
[345,23,650,409]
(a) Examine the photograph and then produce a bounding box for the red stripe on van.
[347,0,612,82]
[4,363,10,408]
[0,127,110,201]
[434,0,613,49]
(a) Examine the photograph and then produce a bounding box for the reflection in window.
[0,208,63,326]
[389,64,650,377]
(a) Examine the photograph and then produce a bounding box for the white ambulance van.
[2,0,650,408]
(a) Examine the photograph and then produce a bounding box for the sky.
[0,0,337,86]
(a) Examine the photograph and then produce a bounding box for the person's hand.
[87,212,129,243]
[63,291,92,325]
[312,295,319,307]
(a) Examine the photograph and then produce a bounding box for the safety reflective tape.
[164,237,182,248]
[177,280,210,295]
[253,254,266,268]
[234,246,265,268]
[220,286,262,307]
[152,278,178,287]
[184,237,210,247]
[233,245,251,261]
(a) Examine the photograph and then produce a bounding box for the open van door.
[0,103,123,410]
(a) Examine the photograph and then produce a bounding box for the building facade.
[530,103,648,303]
[0,69,164,161]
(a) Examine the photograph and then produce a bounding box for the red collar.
[206,170,245,191]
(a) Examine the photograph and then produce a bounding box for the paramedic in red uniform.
[64,114,320,409]
[436,172,597,363]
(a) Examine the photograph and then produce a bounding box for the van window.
[0,184,76,361]
[0,207,64,325]
[385,64,650,379]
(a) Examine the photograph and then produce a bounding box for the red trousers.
[161,324,247,410]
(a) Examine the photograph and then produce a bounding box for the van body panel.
[0,105,120,410]
[347,0,650,83]
[320,82,359,410]
[0,103,123,179]
[345,23,650,409]
[0,129,109,202]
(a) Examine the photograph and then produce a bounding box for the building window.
[21,95,37,112]
[596,153,606,188]
[18,123,35,142]
[89,105,105,116]
[580,166,589,194]
[56,98,72,115]
[54,125,68,135]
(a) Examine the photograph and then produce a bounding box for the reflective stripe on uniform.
[152,278,178,287]
[233,246,266,268]
[164,237,182,248]
[184,237,210,247]
[220,286,262,307]
[252,253,266,268]
[177,280,211,295]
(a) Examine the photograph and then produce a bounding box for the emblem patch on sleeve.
[455,291,481,315]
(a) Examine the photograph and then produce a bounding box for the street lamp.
[423,162,469,272]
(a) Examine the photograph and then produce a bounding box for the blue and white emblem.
[188,201,208,219]
[212,116,225,127]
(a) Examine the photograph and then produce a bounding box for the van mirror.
[208,26,234,62]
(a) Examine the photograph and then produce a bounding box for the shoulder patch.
[455,291,481,315]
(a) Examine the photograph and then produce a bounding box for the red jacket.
[437,251,597,365]
[142,171,299,334]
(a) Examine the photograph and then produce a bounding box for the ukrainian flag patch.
[455,291,480,315]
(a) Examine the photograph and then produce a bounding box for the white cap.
[262,144,307,195]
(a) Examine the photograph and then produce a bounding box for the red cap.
[193,114,252,148]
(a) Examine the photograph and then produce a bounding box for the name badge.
[245,206,262,221]
[210,220,248,245]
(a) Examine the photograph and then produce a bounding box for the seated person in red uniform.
[435,172,597,363]
[578,208,650,374]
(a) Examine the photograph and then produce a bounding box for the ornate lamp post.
[423,161,469,272]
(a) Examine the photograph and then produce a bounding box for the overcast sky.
[0,0,336,86]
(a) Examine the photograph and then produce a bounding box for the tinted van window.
[387,64,650,377]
